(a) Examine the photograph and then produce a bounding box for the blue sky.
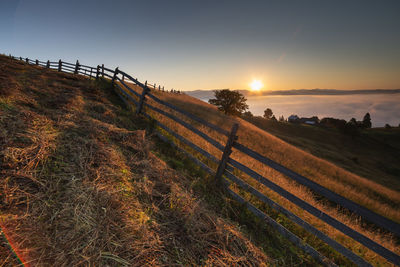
[1,0,400,91]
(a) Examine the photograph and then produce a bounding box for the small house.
[299,116,319,125]
[288,115,300,123]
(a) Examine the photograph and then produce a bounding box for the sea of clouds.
[246,94,400,127]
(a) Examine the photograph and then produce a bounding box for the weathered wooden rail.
[9,55,400,266]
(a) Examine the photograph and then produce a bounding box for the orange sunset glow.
[250,80,263,91]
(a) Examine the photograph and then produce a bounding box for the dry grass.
[0,56,272,266]
[242,116,400,192]
[115,81,400,265]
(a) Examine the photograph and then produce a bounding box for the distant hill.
[186,88,400,99]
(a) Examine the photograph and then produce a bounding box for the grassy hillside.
[2,55,399,266]
[155,93,400,220]
[241,116,400,191]
[114,81,400,265]
[0,55,293,266]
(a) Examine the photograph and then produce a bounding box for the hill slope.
[117,84,399,265]
[0,56,277,265]
[241,116,400,191]
[2,55,399,266]
[153,91,400,222]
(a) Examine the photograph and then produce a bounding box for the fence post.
[158,85,161,91]
[162,86,164,92]
[36,59,39,65]
[89,68,93,78]
[136,81,149,115]
[74,60,79,74]
[46,60,50,68]
[19,57,22,61]
[122,74,125,81]
[112,67,119,84]
[101,64,104,78]
[96,65,100,80]
[215,123,239,185]
[25,58,29,63]
[58,60,62,72]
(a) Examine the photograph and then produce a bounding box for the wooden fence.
[9,55,400,266]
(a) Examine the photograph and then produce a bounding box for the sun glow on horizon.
[250,80,263,91]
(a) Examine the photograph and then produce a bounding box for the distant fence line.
[9,55,400,267]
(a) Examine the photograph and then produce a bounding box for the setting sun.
[250,80,263,91]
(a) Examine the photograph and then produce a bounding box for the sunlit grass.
[0,55,272,266]
[117,83,400,265]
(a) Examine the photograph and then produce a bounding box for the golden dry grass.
[114,81,400,266]
[242,116,400,192]
[0,56,273,266]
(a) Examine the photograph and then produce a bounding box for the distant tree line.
[243,109,374,138]
[317,114,371,137]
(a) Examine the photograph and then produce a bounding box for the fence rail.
[9,55,400,266]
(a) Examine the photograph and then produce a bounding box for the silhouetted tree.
[362,113,372,128]
[320,117,360,137]
[263,108,273,119]
[320,117,347,129]
[209,89,248,116]
[279,115,285,122]
[271,115,277,121]
[349,118,357,125]
[243,111,253,117]
[385,123,391,129]
[310,116,320,124]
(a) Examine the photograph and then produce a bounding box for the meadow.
[0,56,272,266]
[117,81,400,265]
[1,54,399,265]
[241,116,400,191]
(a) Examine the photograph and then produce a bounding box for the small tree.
[243,111,253,117]
[279,115,285,122]
[362,113,372,128]
[263,108,273,119]
[349,118,357,125]
[310,116,320,124]
[209,89,248,116]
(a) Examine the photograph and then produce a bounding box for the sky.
[1,0,400,91]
